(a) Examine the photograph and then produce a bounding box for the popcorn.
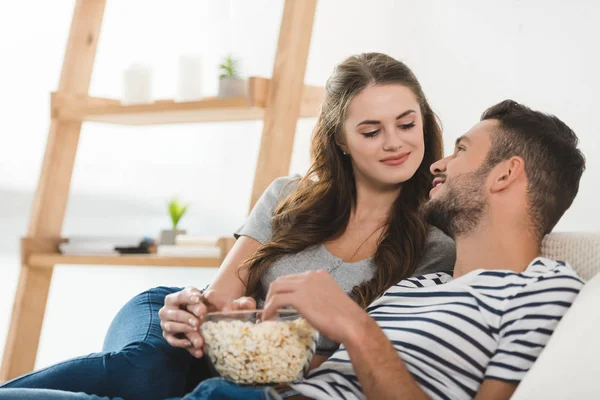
[200,317,316,384]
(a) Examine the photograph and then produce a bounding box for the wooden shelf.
[28,253,221,268]
[51,77,324,125]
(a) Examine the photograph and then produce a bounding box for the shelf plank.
[51,77,324,125]
[28,253,221,269]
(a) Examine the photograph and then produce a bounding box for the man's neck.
[453,219,540,278]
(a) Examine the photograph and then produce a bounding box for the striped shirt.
[291,257,584,400]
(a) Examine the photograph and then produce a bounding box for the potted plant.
[159,197,189,245]
[218,55,247,98]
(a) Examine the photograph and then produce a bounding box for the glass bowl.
[199,309,318,385]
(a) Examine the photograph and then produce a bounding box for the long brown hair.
[242,53,443,307]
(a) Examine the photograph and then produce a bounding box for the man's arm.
[263,270,428,400]
[342,311,428,400]
[264,270,521,400]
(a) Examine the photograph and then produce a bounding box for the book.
[156,245,221,258]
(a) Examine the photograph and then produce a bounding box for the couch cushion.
[541,233,600,280]
[511,272,600,399]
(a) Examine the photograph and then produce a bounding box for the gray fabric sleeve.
[234,175,300,244]
[413,226,456,276]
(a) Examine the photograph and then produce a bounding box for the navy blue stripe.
[503,327,553,338]
[402,348,477,397]
[326,382,346,398]
[538,274,584,285]
[388,328,486,373]
[392,340,481,381]
[369,308,495,337]
[484,375,521,384]
[373,316,493,358]
[385,291,472,298]
[409,366,452,400]
[511,287,580,300]
[500,313,561,331]
[470,283,527,290]
[488,361,529,372]
[294,381,334,397]
[410,279,424,288]
[307,369,362,392]
[494,349,537,363]
[504,300,572,315]
[479,271,513,277]
[513,339,544,348]
[367,300,479,314]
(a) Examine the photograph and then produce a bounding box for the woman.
[0,53,455,400]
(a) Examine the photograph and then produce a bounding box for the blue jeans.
[0,378,301,399]
[0,286,213,400]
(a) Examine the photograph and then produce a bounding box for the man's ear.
[490,156,526,193]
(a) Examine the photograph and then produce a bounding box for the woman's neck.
[352,178,401,224]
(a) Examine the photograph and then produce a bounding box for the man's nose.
[430,156,449,175]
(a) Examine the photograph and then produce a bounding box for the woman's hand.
[158,287,206,357]
[159,287,257,358]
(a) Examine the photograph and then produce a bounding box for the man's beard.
[421,168,488,239]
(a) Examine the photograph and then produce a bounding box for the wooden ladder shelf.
[1,0,319,381]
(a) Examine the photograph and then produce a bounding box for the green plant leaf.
[168,197,189,229]
[219,55,239,79]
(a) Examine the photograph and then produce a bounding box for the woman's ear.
[490,156,526,193]
[336,139,349,155]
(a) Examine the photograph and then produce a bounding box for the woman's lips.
[380,152,410,166]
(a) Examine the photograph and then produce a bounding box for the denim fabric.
[0,286,213,400]
[179,378,286,400]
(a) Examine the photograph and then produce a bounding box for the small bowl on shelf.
[199,309,318,385]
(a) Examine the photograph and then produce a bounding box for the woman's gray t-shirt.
[235,176,456,355]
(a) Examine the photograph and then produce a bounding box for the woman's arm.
[205,235,261,299]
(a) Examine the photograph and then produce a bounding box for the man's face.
[421,120,496,238]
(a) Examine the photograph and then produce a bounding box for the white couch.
[511,232,600,399]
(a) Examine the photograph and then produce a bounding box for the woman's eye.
[362,130,380,138]
[398,122,416,130]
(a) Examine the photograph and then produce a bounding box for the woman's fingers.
[160,320,196,335]
[158,307,199,328]
[162,331,192,348]
[164,287,202,308]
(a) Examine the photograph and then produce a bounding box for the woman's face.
[341,84,426,189]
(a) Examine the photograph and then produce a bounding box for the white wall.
[0,0,598,370]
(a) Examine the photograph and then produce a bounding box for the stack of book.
[59,236,155,256]
[157,235,221,258]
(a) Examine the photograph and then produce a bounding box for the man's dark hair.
[481,100,585,239]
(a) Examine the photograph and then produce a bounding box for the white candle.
[122,63,153,105]
[176,54,204,102]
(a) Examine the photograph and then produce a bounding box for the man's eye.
[456,145,466,152]
[362,130,380,138]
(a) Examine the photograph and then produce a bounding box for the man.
[0,100,586,400]
[224,99,584,400]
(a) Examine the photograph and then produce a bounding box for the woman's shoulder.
[266,174,302,202]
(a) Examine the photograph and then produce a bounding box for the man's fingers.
[266,279,300,304]
[263,293,296,320]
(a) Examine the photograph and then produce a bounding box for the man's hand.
[263,270,368,344]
